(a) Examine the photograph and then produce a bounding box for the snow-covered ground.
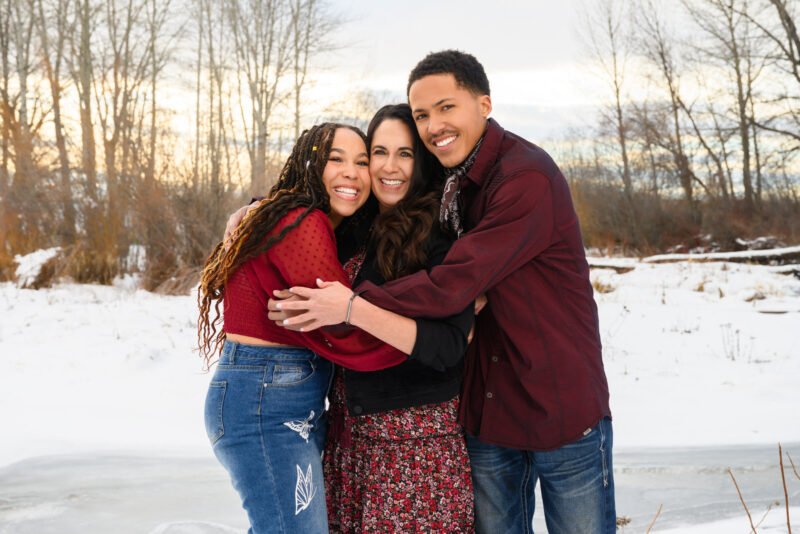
[1,258,799,531]
[590,260,800,449]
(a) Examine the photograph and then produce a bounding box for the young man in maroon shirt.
[254,50,615,532]
[377,50,615,533]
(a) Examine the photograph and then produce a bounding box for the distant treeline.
[1,0,799,290]
[566,0,800,253]
[0,0,344,289]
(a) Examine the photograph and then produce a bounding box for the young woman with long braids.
[273,106,476,532]
[198,123,411,533]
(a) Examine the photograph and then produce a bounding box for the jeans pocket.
[204,381,226,445]
[270,360,315,387]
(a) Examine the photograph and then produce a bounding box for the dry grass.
[152,266,201,295]
[593,278,616,294]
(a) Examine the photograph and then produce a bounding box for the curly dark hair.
[197,123,366,366]
[366,104,445,281]
[407,50,490,97]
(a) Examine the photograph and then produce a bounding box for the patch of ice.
[0,501,66,523]
[657,506,800,533]
[148,521,244,534]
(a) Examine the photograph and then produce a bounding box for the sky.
[308,0,609,141]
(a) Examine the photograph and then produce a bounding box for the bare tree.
[67,0,100,203]
[737,0,800,161]
[322,88,392,132]
[684,0,762,212]
[2,0,56,254]
[584,0,633,203]
[143,0,176,185]
[582,0,640,240]
[194,0,238,232]
[677,88,729,200]
[290,0,314,140]
[0,0,11,200]
[36,0,76,242]
[8,0,39,193]
[288,0,337,140]
[227,0,293,195]
[191,0,203,192]
[630,100,665,199]
[0,0,12,265]
[638,0,703,210]
[93,0,150,256]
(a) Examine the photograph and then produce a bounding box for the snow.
[124,244,147,272]
[0,282,210,464]
[590,260,800,448]
[1,257,799,530]
[13,247,61,287]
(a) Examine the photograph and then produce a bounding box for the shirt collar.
[465,118,504,186]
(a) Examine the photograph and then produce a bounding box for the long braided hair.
[197,123,366,366]
[367,104,445,281]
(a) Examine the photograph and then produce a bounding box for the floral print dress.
[323,252,474,533]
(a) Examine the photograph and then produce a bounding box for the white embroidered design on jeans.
[294,464,316,515]
[283,410,315,442]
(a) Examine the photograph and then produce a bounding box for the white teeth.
[333,187,358,198]
[435,136,456,148]
[380,179,404,186]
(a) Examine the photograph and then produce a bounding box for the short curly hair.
[407,50,491,97]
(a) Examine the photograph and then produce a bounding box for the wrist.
[344,291,360,325]
[346,295,367,327]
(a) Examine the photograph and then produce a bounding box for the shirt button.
[491,355,498,362]
[353,405,363,415]
[486,392,493,399]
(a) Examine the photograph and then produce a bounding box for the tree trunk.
[76,0,97,202]
[37,0,75,242]
[0,0,10,200]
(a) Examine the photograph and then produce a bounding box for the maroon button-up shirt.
[358,118,611,451]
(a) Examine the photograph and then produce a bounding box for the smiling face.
[369,119,416,212]
[321,127,371,228]
[408,73,492,168]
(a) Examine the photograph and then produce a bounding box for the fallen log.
[642,245,800,265]
[586,257,637,274]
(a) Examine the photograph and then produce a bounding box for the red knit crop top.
[223,207,406,372]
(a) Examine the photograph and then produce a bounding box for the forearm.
[348,296,417,355]
[359,173,554,319]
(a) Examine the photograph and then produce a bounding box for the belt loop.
[222,341,238,365]
[229,341,238,364]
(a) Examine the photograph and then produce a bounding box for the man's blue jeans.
[466,417,615,534]
[204,341,333,533]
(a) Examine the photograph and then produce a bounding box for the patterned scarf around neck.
[439,136,484,238]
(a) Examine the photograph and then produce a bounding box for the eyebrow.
[372,144,414,153]
[412,98,454,114]
[330,147,368,158]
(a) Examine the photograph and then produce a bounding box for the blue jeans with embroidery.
[466,417,615,534]
[204,341,333,534]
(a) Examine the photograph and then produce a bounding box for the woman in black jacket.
[284,104,475,533]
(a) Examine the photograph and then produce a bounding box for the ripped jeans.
[204,341,333,534]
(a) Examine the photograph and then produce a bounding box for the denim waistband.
[220,340,316,365]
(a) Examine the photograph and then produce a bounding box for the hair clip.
[312,146,318,151]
